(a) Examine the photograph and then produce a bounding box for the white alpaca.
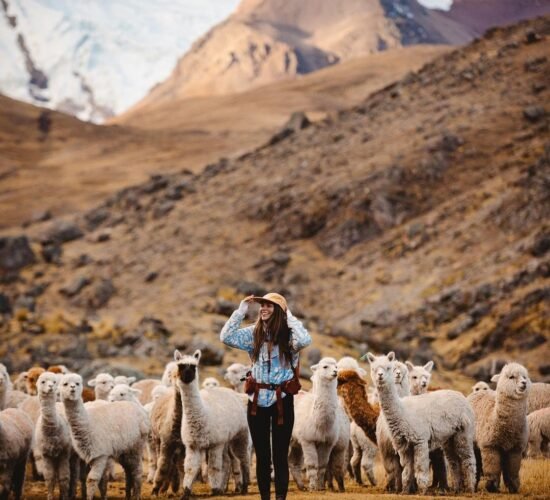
[366,352,475,494]
[289,357,349,492]
[88,373,115,401]
[202,377,221,389]
[468,363,531,493]
[223,363,249,393]
[174,350,250,500]
[527,382,550,414]
[405,361,433,395]
[527,407,550,458]
[0,407,34,499]
[60,373,150,500]
[13,371,29,393]
[108,384,143,406]
[336,356,367,378]
[375,360,411,492]
[131,379,161,405]
[34,372,73,500]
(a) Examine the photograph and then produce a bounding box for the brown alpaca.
[25,367,45,395]
[337,370,380,444]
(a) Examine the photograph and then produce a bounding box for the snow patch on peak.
[0,0,240,122]
[417,0,453,11]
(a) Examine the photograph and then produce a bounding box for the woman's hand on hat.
[237,295,255,314]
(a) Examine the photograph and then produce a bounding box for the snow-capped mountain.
[0,0,239,122]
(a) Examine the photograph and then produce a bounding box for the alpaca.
[174,349,250,500]
[34,372,73,500]
[350,422,377,486]
[202,377,220,389]
[405,361,433,395]
[108,384,143,406]
[13,371,28,393]
[526,407,550,458]
[336,369,379,445]
[26,366,46,395]
[472,381,493,394]
[366,352,476,494]
[0,407,34,500]
[150,386,185,494]
[60,373,150,500]
[88,373,115,401]
[113,375,137,386]
[289,357,349,492]
[468,363,531,493]
[224,363,249,393]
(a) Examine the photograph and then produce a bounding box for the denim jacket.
[220,309,312,407]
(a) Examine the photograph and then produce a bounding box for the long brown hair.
[251,304,292,366]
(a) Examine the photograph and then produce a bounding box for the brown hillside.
[1,17,549,388]
[0,46,444,230]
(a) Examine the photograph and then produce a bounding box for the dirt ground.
[23,457,550,499]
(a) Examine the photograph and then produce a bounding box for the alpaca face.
[311,357,338,381]
[37,372,60,397]
[394,362,409,385]
[406,361,433,394]
[88,373,115,396]
[364,352,396,388]
[151,384,170,402]
[174,349,201,385]
[472,381,491,393]
[108,384,141,402]
[497,363,531,399]
[60,374,84,401]
[224,363,248,386]
[27,367,46,395]
[202,377,220,389]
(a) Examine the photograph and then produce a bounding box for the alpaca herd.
[0,349,549,499]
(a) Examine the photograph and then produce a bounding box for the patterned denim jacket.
[220,309,312,407]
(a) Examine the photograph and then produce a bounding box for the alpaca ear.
[193,349,201,361]
[127,377,137,385]
[131,388,142,396]
[423,361,434,372]
[490,374,500,383]
[361,352,376,364]
[174,349,183,361]
[387,351,395,362]
[405,361,414,371]
[88,378,97,387]
[311,364,318,372]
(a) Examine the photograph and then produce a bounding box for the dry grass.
[23,457,549,499]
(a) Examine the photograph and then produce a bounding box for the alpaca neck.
[495,391,528,426]
[342,379,379,443]
[377,379,408,428]
[179,380,206,423]
[396,377,411,398]
[63,398,93,460]
[312,377,338,421]
[39,393,61,429]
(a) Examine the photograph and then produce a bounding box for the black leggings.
[247,394,294,498]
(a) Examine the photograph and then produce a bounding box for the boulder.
[0,236,36,272]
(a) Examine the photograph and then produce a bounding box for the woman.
[220,292,311,500]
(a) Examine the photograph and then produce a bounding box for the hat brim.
[250,296,286,311]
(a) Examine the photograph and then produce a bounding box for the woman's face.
[259,301,275,322]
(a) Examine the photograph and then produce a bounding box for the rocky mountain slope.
[0,45,445,230]
[1,16,548,388]
[136,0,550,103]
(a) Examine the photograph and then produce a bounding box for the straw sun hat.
[251,292,288,312]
